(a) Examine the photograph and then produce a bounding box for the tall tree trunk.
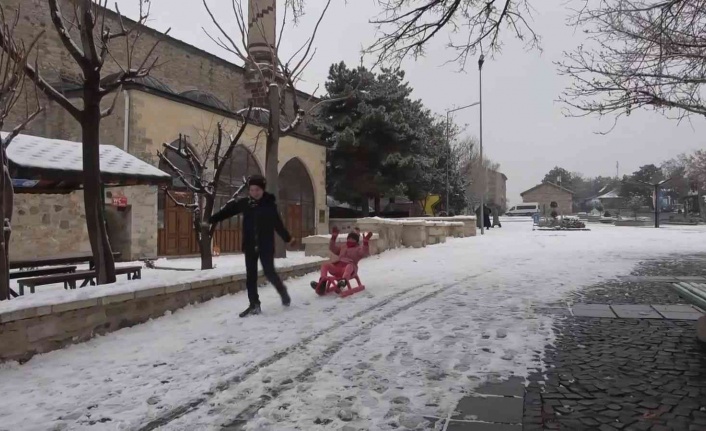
[374,195,381,215]
[197,222,213,270]
[82,105,116,284]
[198,195,214,270]
[266,86,286,258]
[0,152,11,301]
[361,197,369,217]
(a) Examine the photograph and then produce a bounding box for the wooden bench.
[672,282,706,310]
[17,265,143,294]
[11,266,78,294]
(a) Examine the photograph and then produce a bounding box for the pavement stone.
[572,304,617,318]
[657,311,703,320]
[611,304,663,319]
[474,377,526,398]
[451,396,523,424]
[652,304,702,313]
[446,421,522,431]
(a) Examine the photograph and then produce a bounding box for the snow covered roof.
[180,90,230,112]
[2,133,171,193]
[597,189,622,199]
[521,182,574,196]
[327,195,374,212]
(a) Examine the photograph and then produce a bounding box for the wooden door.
[176,204,193,255]
[285,203,303,250]
[160,192,197,256]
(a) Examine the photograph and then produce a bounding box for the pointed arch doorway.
[278,158,315,250]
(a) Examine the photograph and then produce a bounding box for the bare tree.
[157,108,253,270]
[0,0,169,284]
[686,150,706,218]
[202,0,351,257]
[559,0,706,125]
[456,137,499,210]
[368,0,540,68]
[0,6,42,300]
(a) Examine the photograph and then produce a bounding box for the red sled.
[318,274,366,298]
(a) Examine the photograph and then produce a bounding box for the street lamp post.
[444,54,485,233]
[478,54,485,235]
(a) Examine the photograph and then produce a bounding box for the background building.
[521,182,574,215]
[486,170,508,212]
[467,168,508,213]
[3,0,327,259]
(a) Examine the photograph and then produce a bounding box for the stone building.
[2,0,327,259]
[521,182,574,215]
[486,170,508,212]
[466,168,508,212]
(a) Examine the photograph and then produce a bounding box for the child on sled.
[310,227,372,295]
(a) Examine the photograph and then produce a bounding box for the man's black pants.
[244,248,287,306]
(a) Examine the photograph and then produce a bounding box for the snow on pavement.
[1,221,704,431]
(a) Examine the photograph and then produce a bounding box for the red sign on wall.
[112,196,128,207]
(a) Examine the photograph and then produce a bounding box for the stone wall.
[11,193,91,260]
[11,186,159,261]
[0,260,323,363]
[522,185,573,215]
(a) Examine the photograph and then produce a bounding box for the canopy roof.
[2,133,171,194]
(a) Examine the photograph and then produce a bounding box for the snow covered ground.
[1,220,705,431]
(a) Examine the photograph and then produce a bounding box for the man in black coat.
[210,175,294,317]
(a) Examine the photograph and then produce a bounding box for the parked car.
[506,203,541,216]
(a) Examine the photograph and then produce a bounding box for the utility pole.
[478,54,485,235]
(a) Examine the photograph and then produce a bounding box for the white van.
[506,203,540,216]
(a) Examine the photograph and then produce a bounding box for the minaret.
[245,0,277,108]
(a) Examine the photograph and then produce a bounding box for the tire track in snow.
[214,273,488,430]
[137,276,472,431]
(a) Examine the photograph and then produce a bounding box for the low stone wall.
[0,261,323,363]
[301,234,381,258]
[305,216,476,256]
[401,220,427,248]
[408,216,477,237]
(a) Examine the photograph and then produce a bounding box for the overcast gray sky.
[115,0,704,205]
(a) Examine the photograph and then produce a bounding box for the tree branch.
[48,0,88,68]
[157,145,205,194]
[164,189,198,209]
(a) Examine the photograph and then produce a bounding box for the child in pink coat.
[311,227,372,294]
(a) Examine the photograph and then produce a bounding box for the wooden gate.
[285,203,303,250]
[159,192,196,256]
[158,138,262,257]
[158,192,244,256]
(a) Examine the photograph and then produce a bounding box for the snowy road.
[1,220,705,431]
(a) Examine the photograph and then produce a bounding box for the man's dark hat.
[248,175,266,189]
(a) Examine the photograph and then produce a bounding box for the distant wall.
[522,185,573,215]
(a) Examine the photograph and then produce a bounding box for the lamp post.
[478,54,485,235]
[444,54,485,232]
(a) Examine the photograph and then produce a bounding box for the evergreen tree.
[311,63,433,214]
